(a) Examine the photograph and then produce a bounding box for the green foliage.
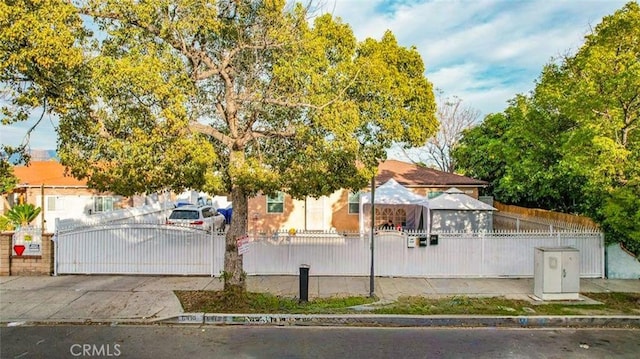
[0,157,18,194]
[175,291,640,316]
[601,183,640,255]
[175,290,375,314]
[0,0,90,130]
[0,0,91,196]
[0,216,15,231]
[454,1,640,254]
[453,112,510,194]
[5,204,41,227]
[2,0,437,290]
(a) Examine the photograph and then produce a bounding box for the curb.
[159,313,640,329]
[4,314,639,329]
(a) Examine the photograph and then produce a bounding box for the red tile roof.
[12,159,485,189]
[376,160,487,187]
[12,161,87,187]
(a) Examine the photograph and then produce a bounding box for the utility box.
[534,247,580,300]
[407,237,416,248]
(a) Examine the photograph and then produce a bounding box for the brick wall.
[0,232,54,276]
[0,233,9,276]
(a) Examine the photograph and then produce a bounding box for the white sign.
[237,235,251,255]
[12,228,42,256]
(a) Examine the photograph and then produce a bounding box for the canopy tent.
[359,179,429,232]
[428,188,497,232]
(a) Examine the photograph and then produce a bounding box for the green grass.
[174,291,640,316]
[175,290,375,314]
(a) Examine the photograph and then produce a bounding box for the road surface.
[1,325,638,358]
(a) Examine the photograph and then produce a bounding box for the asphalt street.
[2,326,639,359]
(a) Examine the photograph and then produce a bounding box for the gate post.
[53,218,59,276]
[210,222,215,277]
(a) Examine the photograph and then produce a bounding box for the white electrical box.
[534,247,580,300]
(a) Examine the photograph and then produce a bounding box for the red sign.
[13,245,25,256]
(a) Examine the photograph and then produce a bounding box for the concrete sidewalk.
[1,275,639,324]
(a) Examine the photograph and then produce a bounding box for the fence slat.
[56,227,603,278]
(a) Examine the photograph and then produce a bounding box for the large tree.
[453,95,583,211]
[539,1,640,199]
[538,1,640,251]
[454,1,639,253]
[3,0,438,292]
[1,0,90,188]
[0,0,90,210]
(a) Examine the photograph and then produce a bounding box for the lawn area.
[175,291,640,316]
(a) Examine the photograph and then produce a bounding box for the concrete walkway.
[1,275,639,324]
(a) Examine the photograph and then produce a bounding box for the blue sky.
[0,0,630,151]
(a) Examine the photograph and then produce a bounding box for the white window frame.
[348,191,360,214]
[266,192,284,214]
[46,196,64,212]
[93,196,114,213]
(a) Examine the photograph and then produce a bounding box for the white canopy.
[359,178,427,205]
[428,188,496,211]
[428,188,496,232]
[359,179,429,232]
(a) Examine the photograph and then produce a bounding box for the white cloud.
[331,0,628,119]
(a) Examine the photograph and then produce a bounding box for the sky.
[0,0,631,152]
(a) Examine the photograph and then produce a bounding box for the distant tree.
[405,93,479,172]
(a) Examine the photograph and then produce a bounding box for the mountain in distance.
[7,149,58,164]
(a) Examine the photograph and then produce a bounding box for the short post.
[299,264,310,303]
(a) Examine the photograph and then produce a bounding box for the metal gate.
[54,223,225,275]
[55,225,604,278]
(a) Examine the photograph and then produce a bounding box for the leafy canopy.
[0,0,90,160]
[453,1,640,253]
[2,0,438,288]
[53,1,438,200]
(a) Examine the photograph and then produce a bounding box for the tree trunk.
[223,151,248,294]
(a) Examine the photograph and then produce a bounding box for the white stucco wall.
[606,243,640,279]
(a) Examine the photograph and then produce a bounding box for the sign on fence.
[12,227,42,256]
[237,235,251,255]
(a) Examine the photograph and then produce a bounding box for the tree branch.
[189,121,233,148]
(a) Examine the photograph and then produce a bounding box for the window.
[267,192,284,213]
[375,207,408,228]
[202,207,215,218]
[93,196,114,213]
[47,196,64,211]
[348,192,360,214]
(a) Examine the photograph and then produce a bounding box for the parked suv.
[166,205,225,232]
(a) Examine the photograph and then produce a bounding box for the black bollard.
[299,264,310,303]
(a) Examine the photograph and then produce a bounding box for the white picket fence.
[54,226,604,278]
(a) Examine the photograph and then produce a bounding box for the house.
[5,161,149,232]
[247,160,488,233]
